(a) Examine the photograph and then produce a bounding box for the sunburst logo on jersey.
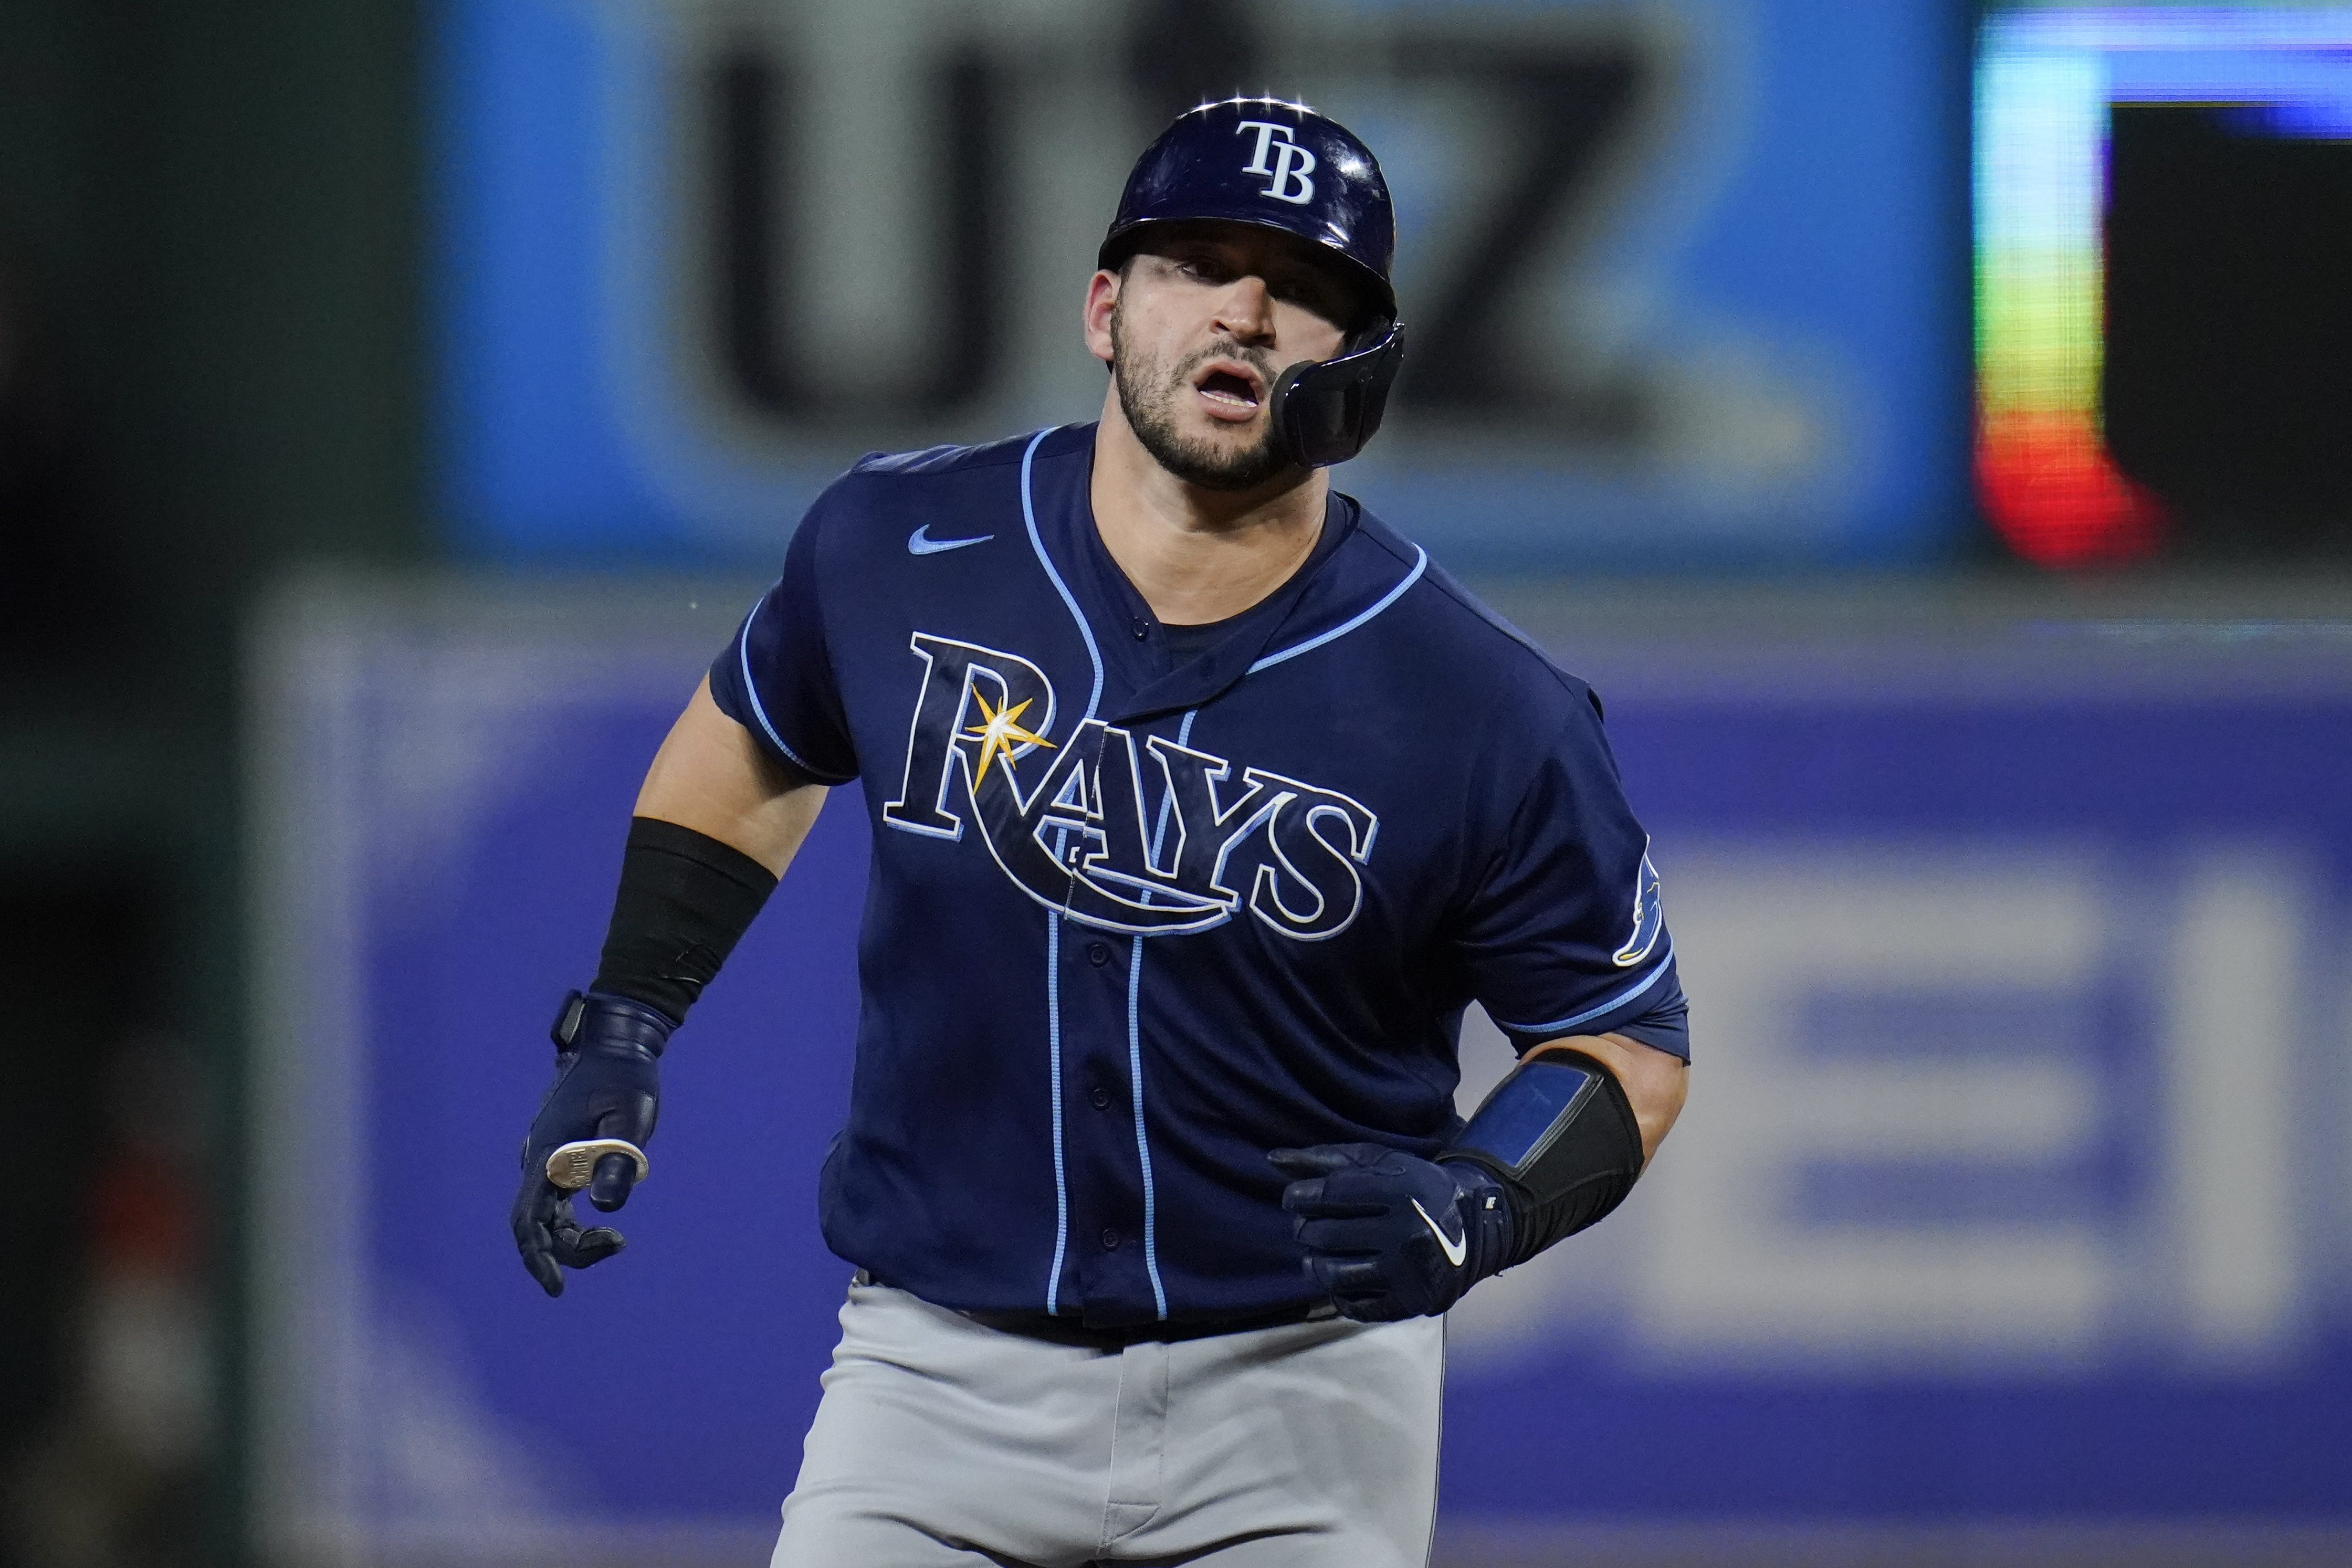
[1612,846,1665,967]
[960,691,1054,785]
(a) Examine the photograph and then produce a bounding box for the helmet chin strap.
[1268,317,1405,468]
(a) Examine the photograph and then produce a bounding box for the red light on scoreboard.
[1974,8,2352,567]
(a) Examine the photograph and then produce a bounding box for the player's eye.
[1274,278,1343,320]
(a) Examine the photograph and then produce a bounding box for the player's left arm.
[1272,1026,1687,1322]
[1276,680,1693,1321]
[510,678,829,1297]
[1527,1029,1687,1164]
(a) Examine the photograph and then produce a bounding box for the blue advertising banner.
[434,0,1969,570]
[248,578,2352,1563]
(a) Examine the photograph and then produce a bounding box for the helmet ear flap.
[1270,319,1404,468]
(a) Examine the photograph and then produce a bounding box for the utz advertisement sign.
[437,0,1969,568]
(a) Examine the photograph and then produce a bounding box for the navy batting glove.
[510,990,671,1298]
[1270,1143,1516,1322]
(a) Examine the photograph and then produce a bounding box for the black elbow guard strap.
[1441,1048,1644,1269]
[592,817,778,1024]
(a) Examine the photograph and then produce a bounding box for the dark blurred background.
[0,4,419,1563]
[5,1,2352,1565]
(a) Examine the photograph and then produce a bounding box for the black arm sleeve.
[1441,1048,1646,1270]
[591,817,779,1025]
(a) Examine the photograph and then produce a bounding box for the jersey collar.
[1028,425,1429,725]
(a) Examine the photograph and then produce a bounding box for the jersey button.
[1131,617,1150,641]
[1101,1228,1121,1249]
[1089,1086,1112,1109]
[1086,941,1111,967]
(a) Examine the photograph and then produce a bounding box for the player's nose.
[1211,276,1277,344]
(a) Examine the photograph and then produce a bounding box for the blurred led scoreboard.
[436,0,1972,569]
[1975,6,2352,565]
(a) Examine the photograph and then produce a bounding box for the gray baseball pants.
[770,1279,1445,1567]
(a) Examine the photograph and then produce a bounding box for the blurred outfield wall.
[246,574,2352,1566]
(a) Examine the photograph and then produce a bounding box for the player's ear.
[1083,268,1120,366]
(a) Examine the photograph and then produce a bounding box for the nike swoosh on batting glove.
[511,990,671,1298]
[1269,1142,1516,1321]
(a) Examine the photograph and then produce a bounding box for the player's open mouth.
[1192,363,1265,419]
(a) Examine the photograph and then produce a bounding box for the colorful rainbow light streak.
[1975,8,2352,566]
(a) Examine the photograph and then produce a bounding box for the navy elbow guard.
[1441,1048,1645,1270]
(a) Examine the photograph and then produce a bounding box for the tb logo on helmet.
[1236,120,1318,205]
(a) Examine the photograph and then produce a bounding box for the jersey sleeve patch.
[1451,701,1685,1058]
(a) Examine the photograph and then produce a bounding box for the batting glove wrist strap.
[510,989,674,1298]
[1270,1143,1514,1322]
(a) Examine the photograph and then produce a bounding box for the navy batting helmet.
[1100,98,1404,468]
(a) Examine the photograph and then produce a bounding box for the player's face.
[1094,223,1357,492]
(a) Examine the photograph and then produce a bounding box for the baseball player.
[510,98,1690,1566]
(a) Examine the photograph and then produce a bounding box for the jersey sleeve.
[706,504,859,784]
[1451,693,1687,1060]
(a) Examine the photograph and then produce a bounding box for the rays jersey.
[709,423,1686,1330]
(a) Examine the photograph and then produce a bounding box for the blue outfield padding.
[248,580,2352,1553]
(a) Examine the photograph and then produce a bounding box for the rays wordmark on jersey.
[881,634,1378,940]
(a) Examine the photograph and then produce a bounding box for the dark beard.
[1111,312,1294,492]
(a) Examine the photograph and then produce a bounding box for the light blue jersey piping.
[1143,707,1200,879]
[1247,545,1428,675]
[1493,941,1677,1036]
[733,591,825,776]
[1126,939,1169,1319]
[1021,429,1104,721]
[1043,913,1072,1314]
[1022,428,1103,1314]
[1116,704,1195,1322]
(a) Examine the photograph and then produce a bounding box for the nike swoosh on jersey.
[1411,1197,1468,1268]
[908,525,995,555]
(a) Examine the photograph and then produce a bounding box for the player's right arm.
[633,674,828,874]
[513,476,860,1295]
[508,677,828,1298]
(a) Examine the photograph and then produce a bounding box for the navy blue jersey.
[709,424,1684,1329]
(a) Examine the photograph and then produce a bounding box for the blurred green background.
[0,4,419,1562]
